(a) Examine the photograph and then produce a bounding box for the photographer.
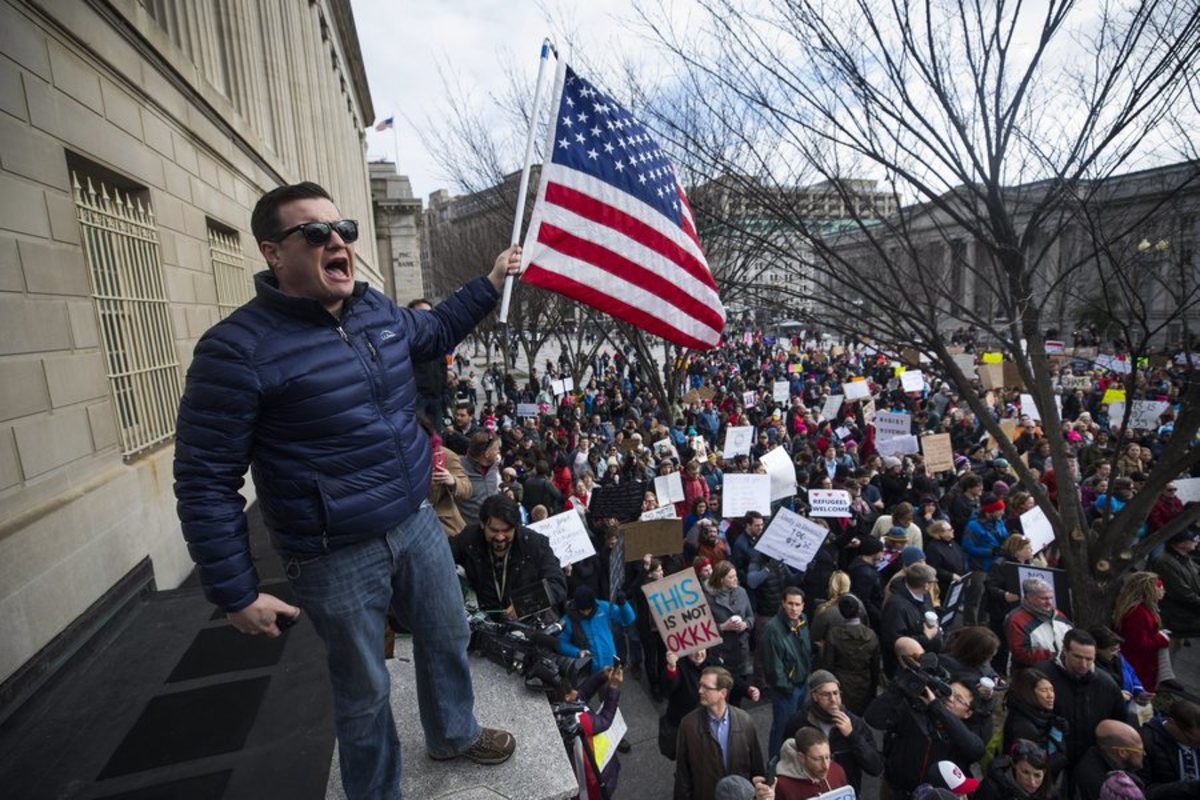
[451,494,567,619]
[866,638,985,798]
[558,585,635,675]
[556,665,625,800]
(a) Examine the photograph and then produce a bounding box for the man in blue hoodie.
[963,493,1009,572]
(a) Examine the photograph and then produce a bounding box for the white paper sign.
[1129,400,1169,430]
[820,394,844,422]
[754,507,828,572]
[1096,354,1132,374]
[1108,402,1125,426]
[592,708,627,771]
[876,434,919,457]
[1020,393,1040,422]
[773,380,790,403]
[1173,478,1200,504]
[1020,505,1056,554]
[844,380,871,402]
[654,472,685,506]
[516,403,539,418]
[721,473,772,517]
[777,337,791,351]
[834,426,852,441]
[900,370,924,393]
[760,445,797,501]
[874,410,911,441]
[527,510,596,566]
[952,353,976,376]
[808,489,852,518]
[552,377,575,396]
[813,786,856,800]
[640,504,678,521]
[722,425,754,458]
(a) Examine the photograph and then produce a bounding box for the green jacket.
[761,610,812,694]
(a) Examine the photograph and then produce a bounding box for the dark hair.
[251,182,332,243]
[701,665,733,692]
[1008,668,1053,710]
[1008,738,1050,770]
[743,510,764,524]
[959,474,982,490]
[793,727,829,754]
[1168,698,1200,732]
[479,494,519,529]
[948,626,1001,669]
[467,431,495,457]
[406,297,434,309]
[783,585,806,602]
[836,594,860,619]
[1063,628,1096,650]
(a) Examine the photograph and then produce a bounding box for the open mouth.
[323,256,351,281]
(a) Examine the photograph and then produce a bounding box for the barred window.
[208,223,252,318]
[73,172,181,459]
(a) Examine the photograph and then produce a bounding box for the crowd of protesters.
[423,329,1200,800]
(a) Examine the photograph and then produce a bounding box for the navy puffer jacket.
[174,271,498,611]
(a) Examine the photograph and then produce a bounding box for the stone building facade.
[0,0,377,704]
[369,161,425,303]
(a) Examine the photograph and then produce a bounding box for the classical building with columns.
[369,161,426,303]
[0,0,378,709]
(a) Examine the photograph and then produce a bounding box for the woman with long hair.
[1002,669,1069,779]
[809,571,864,648]
[1114,571,1175,692]
[975,739,1056,800]
[705,561,755,680]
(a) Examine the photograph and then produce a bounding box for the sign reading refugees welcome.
[641,568,722,657]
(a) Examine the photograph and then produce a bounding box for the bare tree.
[636,0,1200,624]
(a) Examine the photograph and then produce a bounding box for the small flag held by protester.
[520,64,725,349]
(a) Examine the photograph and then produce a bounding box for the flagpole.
[499,38,556,324]
[392,121,400,166]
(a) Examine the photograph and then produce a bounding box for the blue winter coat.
[963,513,1009,571]
[558,600,636,673]
[174,271,498,611]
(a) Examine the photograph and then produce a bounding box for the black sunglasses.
[269,219,359,246]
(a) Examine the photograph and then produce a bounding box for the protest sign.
[682,389,701,404]
[639,504,677,522]
[834,425,852,441]
[921,433,955,473]
[1020,505,1056,554]
[831,345,845,358]
[982,351,1003,364]
[621,519,683,560]
[552,377,575,396]
[1060,375,1091,391]
[722,425,754,458]
[1045,340,1066,353]
[808,489,852,518]
[760,446,797,501]
[1005,563,1070,611]
[940,574,972,627]
[754,507,828,572]
[1101,388,1127,405]
[843,379,871,402]
[876,434,919,457]
[874,410,911,441]
[820,394,844,422]
[654,472,685,507]
[641,568,722,658]
[1019,393,1040,422]
[722,473,772,517]
[773,380,790,403]
[588,481,646,522]
[812,787,855,800]
[516,403,539,418]
[591,709,627,771]
[788,362,801,374]
[777,337,791,351]
[902,347,921,366]
[742,390,756,407]
[1097,354,1132,374]
[900,370,924,393]
[528,511,596,567]
[862,398,877,424]
[1107,401,1125,426]
[698,386,716,401]
[1172,478,1200,504]
[951,353,976,377]
[979,363,1004,390]
[1129,400,1169,430]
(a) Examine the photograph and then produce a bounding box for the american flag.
[374,116,394,132]
[520,65,725,349]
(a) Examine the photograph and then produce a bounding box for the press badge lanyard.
[492,549,513,605]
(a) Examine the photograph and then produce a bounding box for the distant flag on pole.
[519,64,725,350]
[374,116,394,132]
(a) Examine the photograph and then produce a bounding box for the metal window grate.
[208,227,251,319]
[73,172,182,459]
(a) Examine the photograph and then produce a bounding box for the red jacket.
[1118,603,1169,691]
[1148,495,1184,534]
[776,760,849,800]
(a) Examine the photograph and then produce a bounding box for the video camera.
[896,652,954,701]
[467,615,591,691]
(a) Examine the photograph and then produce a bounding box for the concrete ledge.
[327,637,577,800]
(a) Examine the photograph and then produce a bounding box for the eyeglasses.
[268,219,359,246]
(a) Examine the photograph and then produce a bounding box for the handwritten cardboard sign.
[1003,361,1024,389]
[621,519,683,561]
[722,425,754,458]
[754,507,828,572]
[528,510,596,567]
[979,363,1004,390]
[921,433,955,473]
[773,380,790,403]
[1020,505,1056,555]
[874,410,911,441]
[641,568,722,657]
[722,473,772,517]
[808,489,851,518]
[951,353,976,377]
[1129,400,1169,430]
[761,445,797,501]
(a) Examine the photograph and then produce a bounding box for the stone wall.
[0,0,377,686]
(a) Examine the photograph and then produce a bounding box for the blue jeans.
[285,503,480,800]
[768,685,806,761]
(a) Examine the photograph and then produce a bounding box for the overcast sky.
[352,1,655,203]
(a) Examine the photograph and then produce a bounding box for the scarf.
[1021,599,1055,623]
